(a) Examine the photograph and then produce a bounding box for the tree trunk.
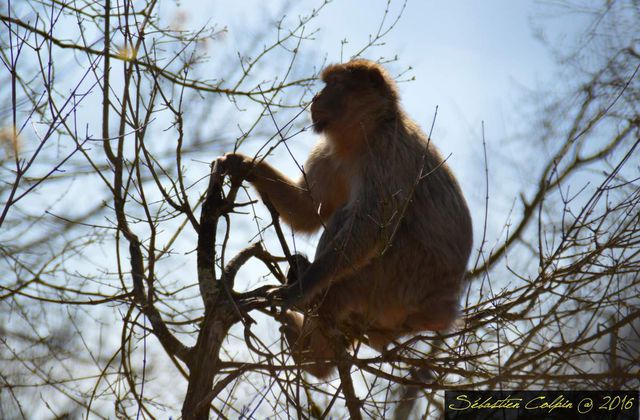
[181,306,236,420]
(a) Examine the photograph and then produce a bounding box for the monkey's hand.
[286,253,311,285]
[281,264,325,311]
[217,153,256,182]
[268,253,312,313]
[281,283,304,312]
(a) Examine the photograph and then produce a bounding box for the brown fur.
[221,59,473,378]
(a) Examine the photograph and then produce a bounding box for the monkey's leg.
[283,291,363,417]
[281,311,335,379]
[283,203,384,309]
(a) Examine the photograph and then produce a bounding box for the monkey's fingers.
[218,153,256,181]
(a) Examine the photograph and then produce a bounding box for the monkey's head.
[311,59,400,134]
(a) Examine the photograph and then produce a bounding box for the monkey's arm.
[221,151,347,233]
[248,161,323,232]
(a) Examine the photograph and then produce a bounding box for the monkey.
[219,59,473,378]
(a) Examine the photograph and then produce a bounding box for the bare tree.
[1,0,638,419]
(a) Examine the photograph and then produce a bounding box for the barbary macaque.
[220,59,472,378]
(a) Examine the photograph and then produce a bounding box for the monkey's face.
[311,61,398,134]
[310,77,347,133]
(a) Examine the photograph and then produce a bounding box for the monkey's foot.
[265,285,292,314]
